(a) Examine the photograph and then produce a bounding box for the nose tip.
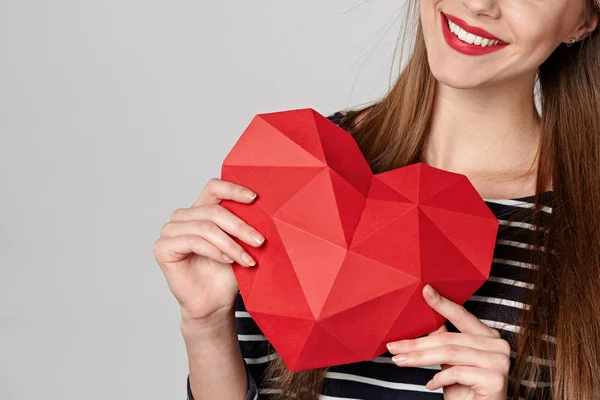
[462,0,500,19]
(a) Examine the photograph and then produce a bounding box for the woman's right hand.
[153,178,265,325]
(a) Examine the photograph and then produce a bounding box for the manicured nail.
[387,342,400,353]
[222,253,234,263]
[244,190,257,200]
[392,354,408,363]
[425,284,437,297]
[241,251,256,266]
[249,231,265,246]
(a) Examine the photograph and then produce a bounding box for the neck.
[423,75,542,187]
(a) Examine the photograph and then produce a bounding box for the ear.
[569,13,599,43]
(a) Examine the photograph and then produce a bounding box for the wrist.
[180,309,235,340]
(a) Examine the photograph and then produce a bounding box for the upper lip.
[442,12,504,42]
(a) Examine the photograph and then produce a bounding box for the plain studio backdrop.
[0,1,409,399]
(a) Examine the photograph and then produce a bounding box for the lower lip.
[441,13,507,56]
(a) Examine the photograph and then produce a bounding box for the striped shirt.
[187,111,554,399]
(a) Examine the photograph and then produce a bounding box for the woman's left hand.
[386,285,510,400]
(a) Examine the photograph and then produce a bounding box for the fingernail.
[249,231,265,246]
[222,253,234,263]
[425,380,433,390]
[425,284,437,297]
[244,190,257,200]
[241,251,256,266]
[392,354,408,363]
[386,343,396,352]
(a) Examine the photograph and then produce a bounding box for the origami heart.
[220,108,499,372]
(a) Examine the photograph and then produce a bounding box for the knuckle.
[234,221,248,234]
[492,371,507,391]
[152,238,163,256]
[235,184,247,196]
[402,339,417,351]
[497,354,511,372]
[450,365,465,378]
[445,345,460,359]
[490,328,501,338]
[441,333,455,345]
[231,244,245,257]
[207,204,225,218]
[195,220,215,234]
[207,177,220,189]
[170,208,186,221]
[152,239,171,265]
[182,235,195,250]
[228,244,243,256]
[498,339,511,356]
[160,222,172,237]
[457,305,471,319]
[202,178,220,195]
[185,234,201,248]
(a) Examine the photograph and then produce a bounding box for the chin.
[427,52,489,89]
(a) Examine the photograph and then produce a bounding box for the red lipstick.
[440,12,508,56]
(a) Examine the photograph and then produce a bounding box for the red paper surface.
[220,108,499,371]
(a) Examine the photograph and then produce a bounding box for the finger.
[193,178,257,207]
[387,332,511,358]
[426,324,450,371]
[153,234,231,267]
[426,365,507,394]
[161,220,256,267]
[168,204,265,248]
[423,285,496,337]
[391,344,510,371]
[427,323,448,336]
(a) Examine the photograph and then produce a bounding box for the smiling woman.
[154,0,600,399]
[420,0,597,90]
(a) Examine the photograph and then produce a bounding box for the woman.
[153,0,600,398]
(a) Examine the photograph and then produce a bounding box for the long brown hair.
[262,1,600,398]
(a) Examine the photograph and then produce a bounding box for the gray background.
[0,1,406,399]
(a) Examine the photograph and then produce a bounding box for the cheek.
[513,22,563,65]
[508,5,572,62]
[420,0,442,44]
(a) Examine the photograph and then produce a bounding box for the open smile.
[441,12,508,56]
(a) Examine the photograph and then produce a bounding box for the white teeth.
[447,18,502,47]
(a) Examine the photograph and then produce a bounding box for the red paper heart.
[221,108,499,371]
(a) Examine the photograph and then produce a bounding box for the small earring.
[566,36,576,47]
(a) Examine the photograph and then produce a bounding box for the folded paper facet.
[220,108,499,371]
